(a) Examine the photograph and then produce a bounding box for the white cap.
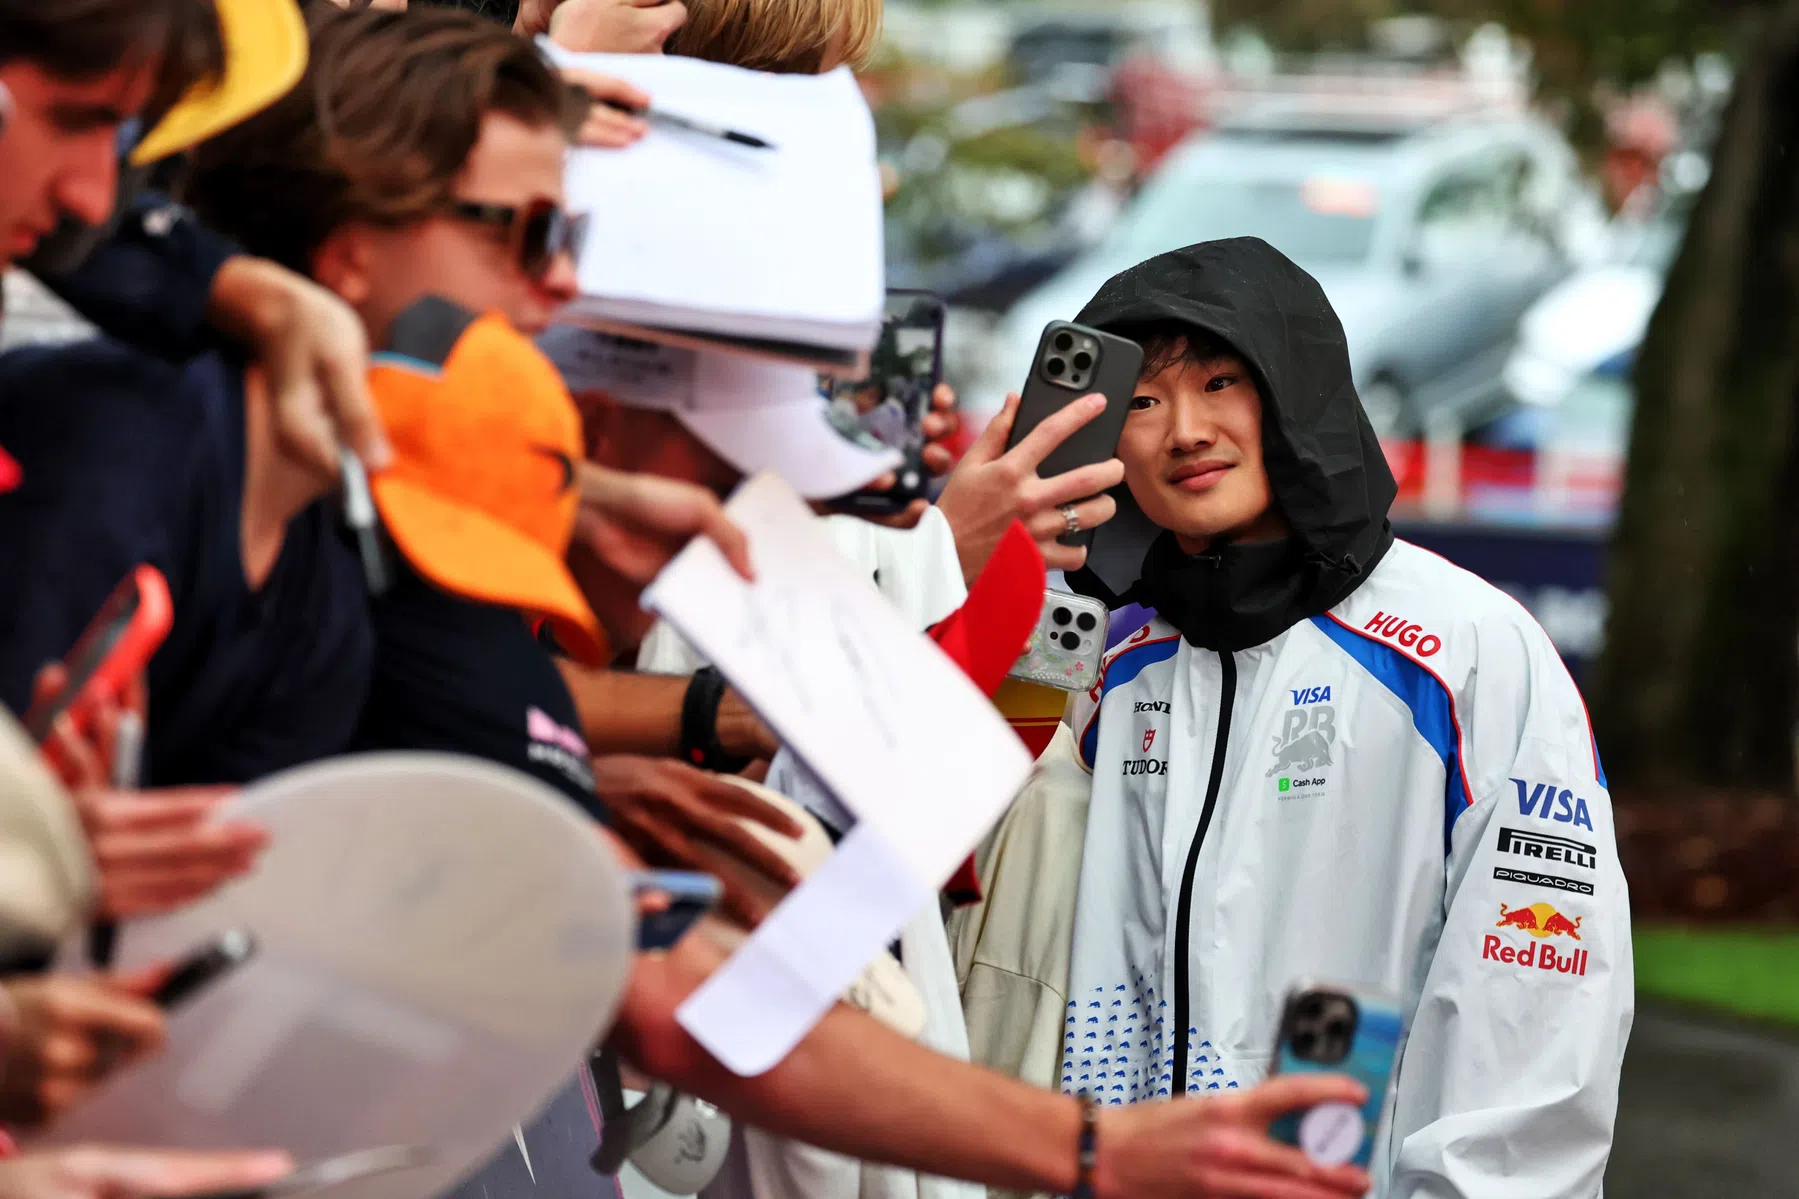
[540,327,899,500]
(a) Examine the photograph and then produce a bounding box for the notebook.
[547,47,886,373]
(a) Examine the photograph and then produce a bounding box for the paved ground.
[1607,1003,1799,1197]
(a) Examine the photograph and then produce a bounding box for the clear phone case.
[1007,589,1109,692]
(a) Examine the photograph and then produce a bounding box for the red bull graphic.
[1495,901,1583,940]
[1484,901,1589,976]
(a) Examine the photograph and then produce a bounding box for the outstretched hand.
[934,392,1125,583]
[1094,1073,1372,1199]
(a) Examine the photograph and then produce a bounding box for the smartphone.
[1008,322,1144,546]
[151,1144,438,1199]
[1267,981,1403,1170]
[631,870,723,952]
[826,289,947,515]
[152,928,258,1011]
[1007,590,1108,692]
[24,565,173,743]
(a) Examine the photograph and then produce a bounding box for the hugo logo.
[1363,611,1441,657]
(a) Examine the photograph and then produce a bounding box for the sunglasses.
[448,197,591,281]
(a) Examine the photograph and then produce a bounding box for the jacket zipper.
[1172,649,1236,1095]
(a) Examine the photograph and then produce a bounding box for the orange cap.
[368,299,607,666]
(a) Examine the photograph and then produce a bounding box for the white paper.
[644,473,1032,1074]
[546,47,885,351]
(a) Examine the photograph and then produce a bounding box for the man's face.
[0,60,154,266]
[350,112,578,343]
[1115,349,1283,553]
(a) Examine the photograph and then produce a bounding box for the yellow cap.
[131,0,309,166]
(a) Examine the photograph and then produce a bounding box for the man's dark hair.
[0,0,225,123]
[183,5,582,275]
[1127,322,1246,380]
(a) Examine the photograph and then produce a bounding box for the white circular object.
[1298,1101,1367,1167]
[630,1093,732,1195]
[33,753,635,1199]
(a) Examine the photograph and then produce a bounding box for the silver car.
[971,104,1581,436]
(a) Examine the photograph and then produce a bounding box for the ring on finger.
[1061,503,1081,536]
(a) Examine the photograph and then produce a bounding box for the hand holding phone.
[24,566,172,746]
[1267,981,1403,1169]
[1006,322,1144,548]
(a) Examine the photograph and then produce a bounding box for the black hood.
[1066,237,1396,651]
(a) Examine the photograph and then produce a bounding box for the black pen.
[598,97,775,150]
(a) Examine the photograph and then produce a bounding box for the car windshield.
[1105,165,1382,267]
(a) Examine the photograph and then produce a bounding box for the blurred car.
[1502,207,1684,411]
[969,93,1583,436]
[1007,1,1216,89]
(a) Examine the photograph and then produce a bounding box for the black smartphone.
[149,1144,438,1199]
[825,289,946,515]
[153,928,257,1011]
[632,870,723,952]
[1008,321,1145,545]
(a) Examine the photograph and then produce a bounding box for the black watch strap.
[679,667,753,774]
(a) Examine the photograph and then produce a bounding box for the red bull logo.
[1495,901,1583,939]
[1484,901,1589,976]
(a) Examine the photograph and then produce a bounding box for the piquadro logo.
[1363,611,1442,657]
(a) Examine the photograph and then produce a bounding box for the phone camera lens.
[1051,607,1071,626]
[1045,357,1066,378]
[1053,332,1074,353]
[1059,632,1082,651]
[1072,351,1094,372]
[1293,1031,1317,1058]
[1076,612,1097,631]
[1300,999,1325,1021]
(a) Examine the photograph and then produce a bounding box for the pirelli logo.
[1496,826,1596,872]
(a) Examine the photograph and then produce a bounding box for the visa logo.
[1512,779,1595,832]
[1290,686,1332,705]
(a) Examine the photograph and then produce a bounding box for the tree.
[1587,0,1799,794]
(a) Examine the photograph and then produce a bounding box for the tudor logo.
[1363,611,1442,657]
[1143,729,1157,753]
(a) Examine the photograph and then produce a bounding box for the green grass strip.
[1633,926,1799,1026]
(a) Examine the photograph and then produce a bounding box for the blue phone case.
[1268,981,1403,1170]
[630,871,723,952]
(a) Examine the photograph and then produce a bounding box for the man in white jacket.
[1057,238,1633,1198]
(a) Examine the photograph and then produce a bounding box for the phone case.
[1268,981,1403,1170]
[1009,322,1144,516]
[830,289,945,514]
[1007,590,1108,692]
[26,564,173,742]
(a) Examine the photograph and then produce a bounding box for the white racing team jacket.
[1063,539,1633,1197]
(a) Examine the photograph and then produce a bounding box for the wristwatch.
[679,667,753,774]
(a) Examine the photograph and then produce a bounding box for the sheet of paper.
[545,46,884,350]
[643,473,1032,1072]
